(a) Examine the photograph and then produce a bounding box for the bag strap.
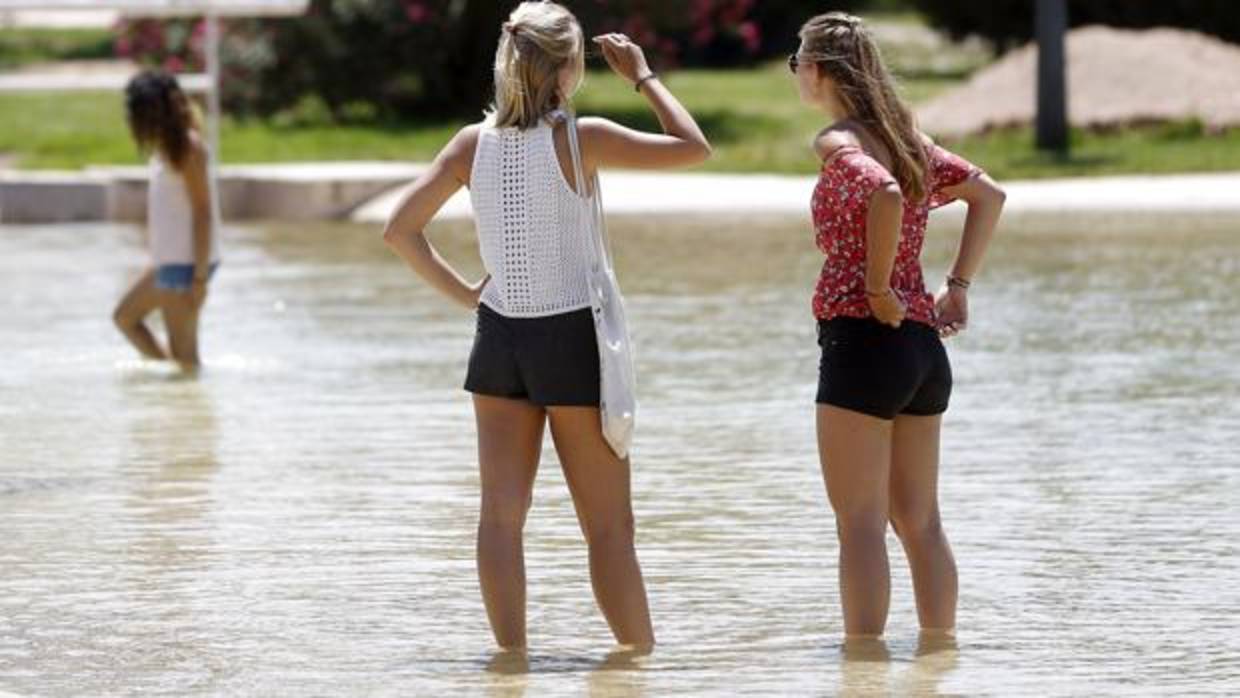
[560,110,614,274]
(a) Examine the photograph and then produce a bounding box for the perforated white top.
[470,116,592,318]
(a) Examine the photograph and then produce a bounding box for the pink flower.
[738,20,760,54]
[404,1,429,23]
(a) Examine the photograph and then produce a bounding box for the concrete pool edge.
[2,163,1239,225]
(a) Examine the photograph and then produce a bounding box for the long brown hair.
[799,12,928,201]
[489,1,584,129]
[124,70,199,168]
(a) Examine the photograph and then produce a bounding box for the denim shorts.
[155,262,218,291]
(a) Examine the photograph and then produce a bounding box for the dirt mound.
[917,26,1240,136]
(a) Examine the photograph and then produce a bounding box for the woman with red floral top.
[790,12,1006,640]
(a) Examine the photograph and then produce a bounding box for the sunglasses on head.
[787,52,838,73]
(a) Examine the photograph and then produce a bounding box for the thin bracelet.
[865,287,893,298]
[634,73,658,93]
[946,275,971,290]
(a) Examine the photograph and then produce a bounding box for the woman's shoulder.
[179,129,209,165]
[443,122,485,162]
[813,126,862,162]
[814,128,895,185]
[453,122,485,146]
[574,115,622,142]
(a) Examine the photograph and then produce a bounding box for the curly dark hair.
[124,70,199,168]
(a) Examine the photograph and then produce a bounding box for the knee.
[112,304,133,329]
[582,510,635,551]
[834,508,888,545]
[889,507,945,548]
[479,491,531,534]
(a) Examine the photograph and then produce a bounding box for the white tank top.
[470,115,592,318]
[148,153,222,265]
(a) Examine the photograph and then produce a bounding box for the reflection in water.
[484,650,529,698]
[897,632,960,696]
[839,637,893,696]
[481,647,649,698]
[121,375,223,689]
[587,647,649,698]
[838,633,958,697]
[124,372,219,568]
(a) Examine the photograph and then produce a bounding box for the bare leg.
[889,414,958,632]
[547,406,654,650]
[160,289,202,371]
[112,269,167,360]
[474,395,545,650]
[817,404,894,638]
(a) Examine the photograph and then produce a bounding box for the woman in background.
[113,70,220,371]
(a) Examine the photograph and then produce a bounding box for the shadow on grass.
[1008,152,1119,169]
[893,66,979,81]
[255,106,781,148]
[567,107,783,146]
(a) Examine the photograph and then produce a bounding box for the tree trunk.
[1035,0,1069,152]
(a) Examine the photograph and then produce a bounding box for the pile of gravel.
[916,26,1240,137]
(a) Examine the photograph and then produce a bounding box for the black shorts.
[816,316,952,420]
[464,303,600,407]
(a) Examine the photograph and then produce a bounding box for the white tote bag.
[562,112,637,459]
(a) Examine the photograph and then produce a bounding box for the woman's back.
[147,153,221,265]
[470,117,592,318]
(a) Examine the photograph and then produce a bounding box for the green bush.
[119,0,912,121]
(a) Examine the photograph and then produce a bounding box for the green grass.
[943,121,1240,180]
[2,23,1239,179]
[0,59,984,173]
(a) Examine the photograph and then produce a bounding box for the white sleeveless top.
[470,115,592,318]
[148,153,222,266]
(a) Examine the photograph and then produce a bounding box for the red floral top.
[811,143,981,326]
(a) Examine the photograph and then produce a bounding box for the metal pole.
[205,12,221,161]
[1035,0,1068,153]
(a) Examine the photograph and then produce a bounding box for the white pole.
[205,12,221,161]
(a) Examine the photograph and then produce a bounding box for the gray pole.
[1035,0,1068,152]
[205,13,221,161]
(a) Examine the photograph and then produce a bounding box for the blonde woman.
[789,13,1005,639]
[383,2,710,652]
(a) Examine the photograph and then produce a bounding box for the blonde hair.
[489,1,584,130]
[800,12,928,201]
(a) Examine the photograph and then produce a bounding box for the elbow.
[876,184,904,209]
[679,138,712,166]
[990,183,1007,209]
[978,175,1006,210]
[696,138,713,163]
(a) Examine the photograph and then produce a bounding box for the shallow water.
[1,214,1238,696]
